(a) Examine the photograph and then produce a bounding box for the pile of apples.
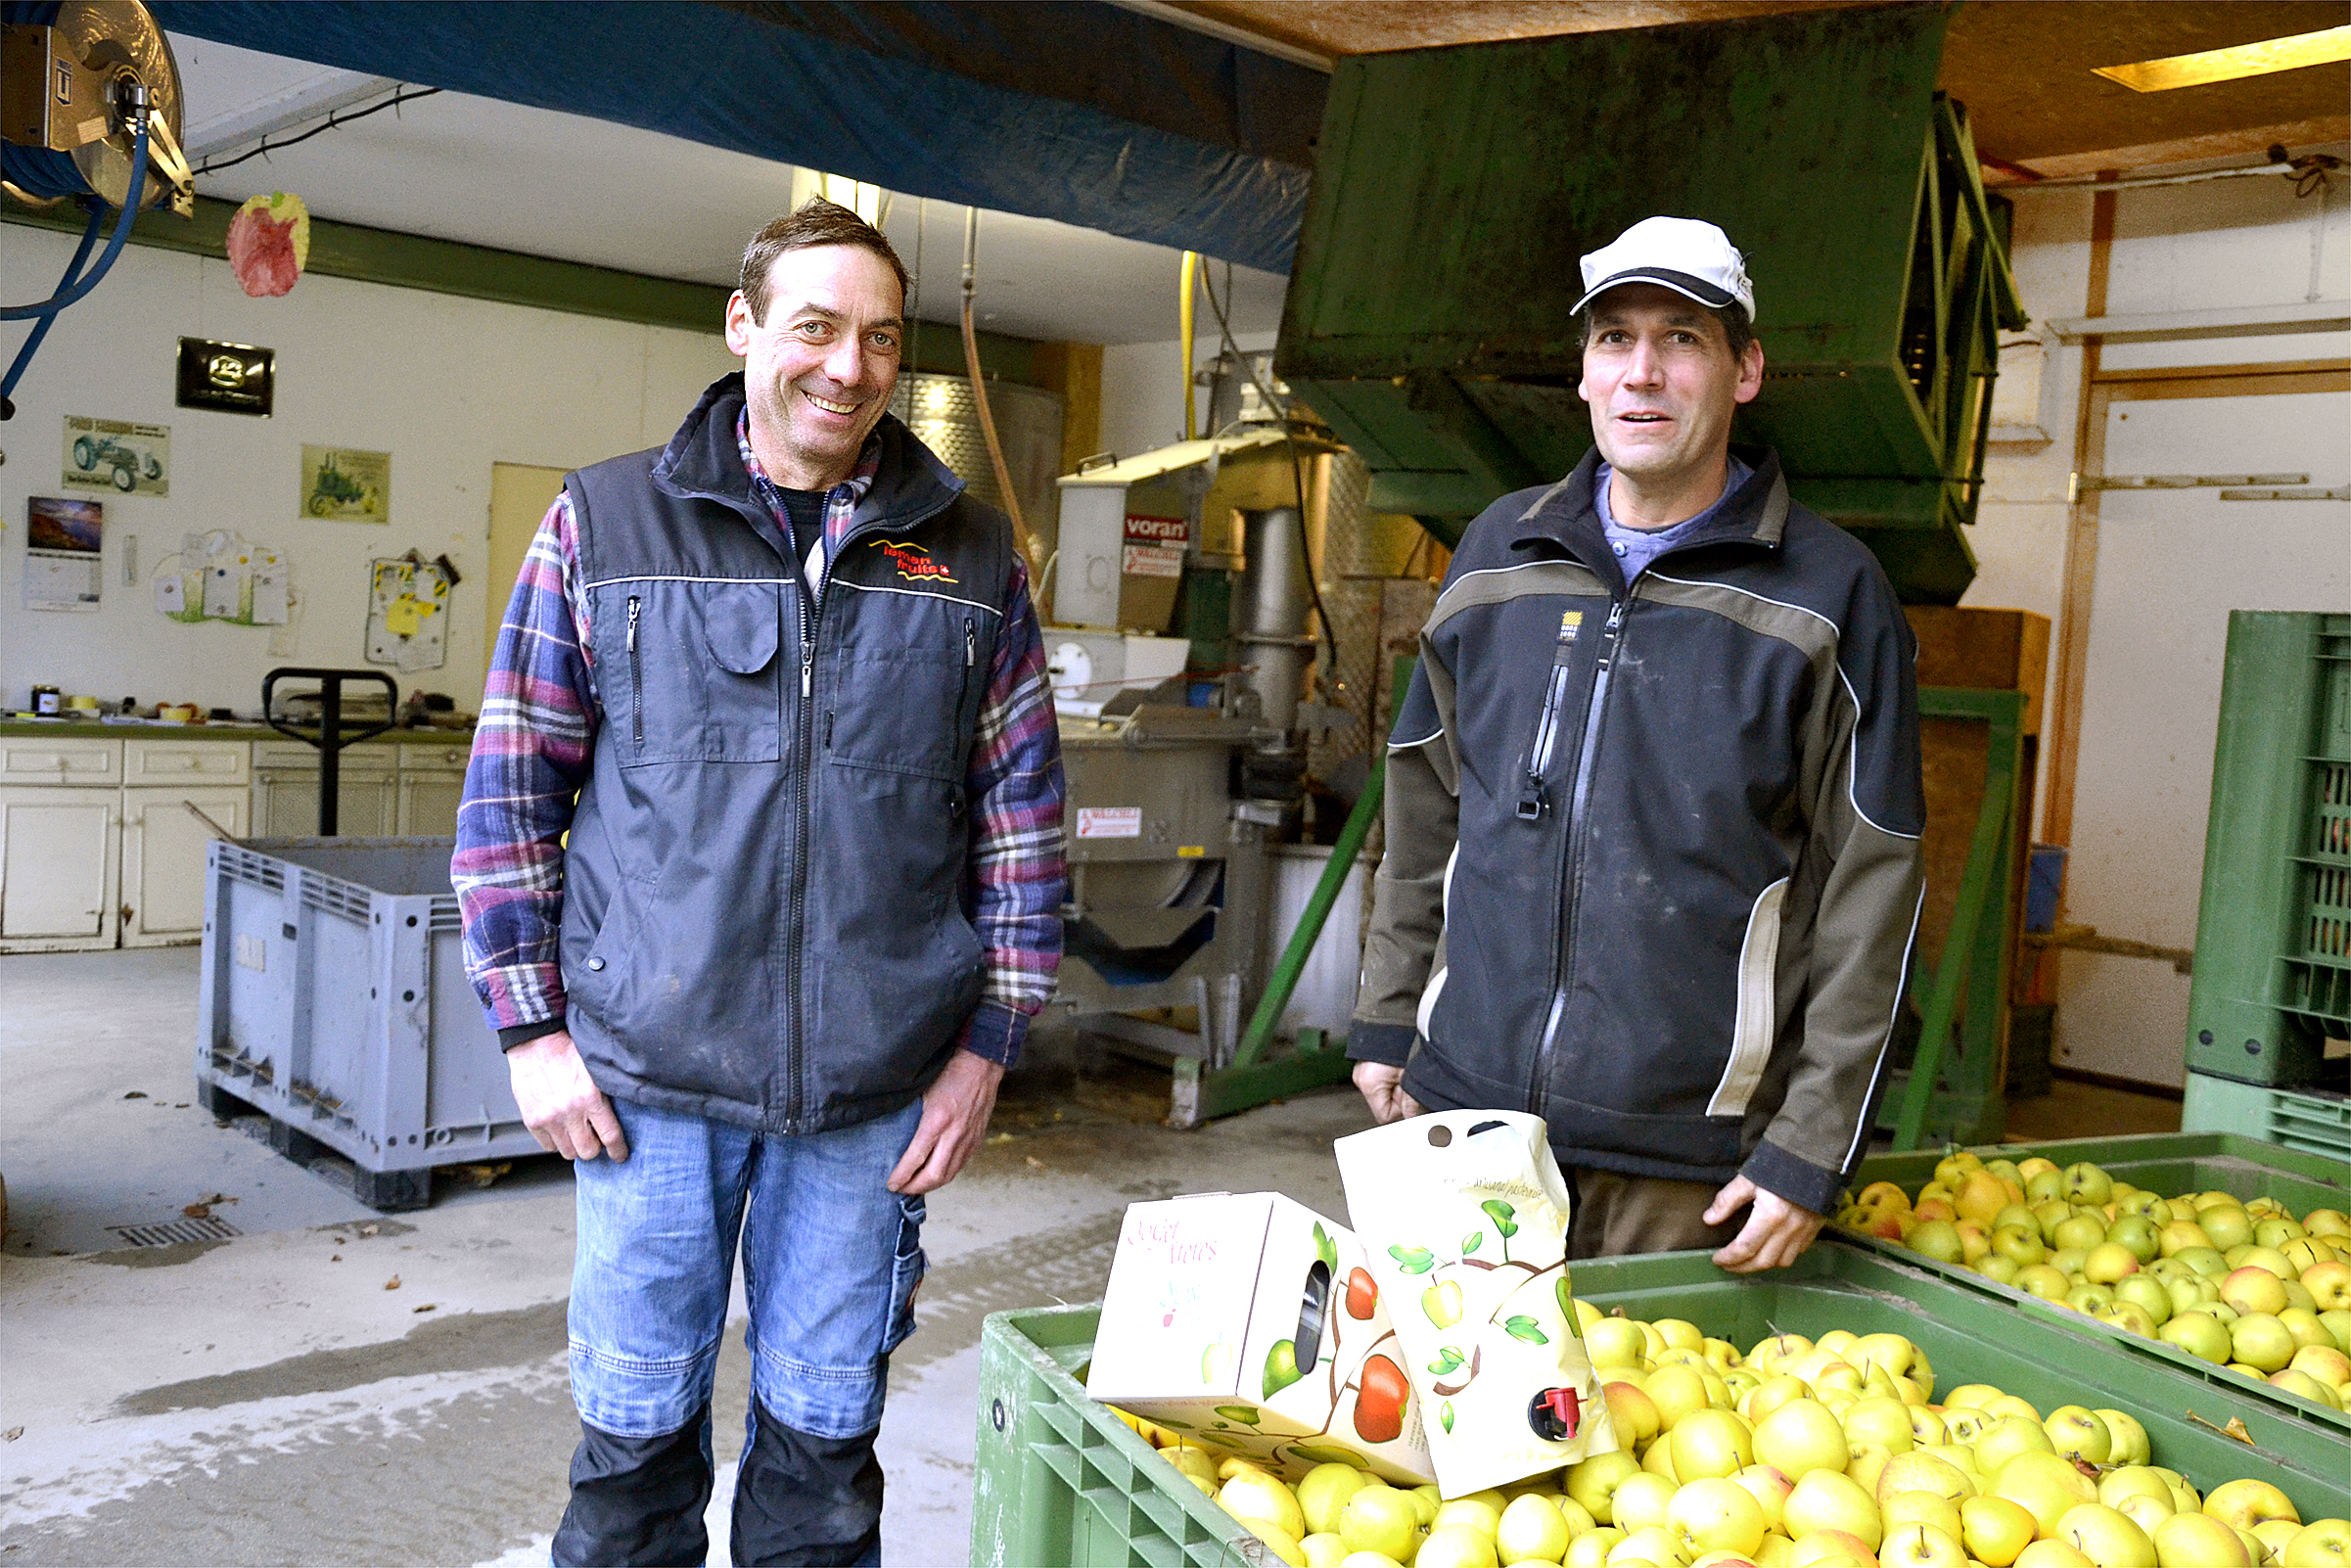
[1118,1308,2349,1567]
[1835,1150,2351,1410]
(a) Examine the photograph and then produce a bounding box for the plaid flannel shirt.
[453,428,1064,1068]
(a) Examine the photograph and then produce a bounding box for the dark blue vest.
[560,374,1014,1133]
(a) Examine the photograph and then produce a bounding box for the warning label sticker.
[1077,807,1143,839]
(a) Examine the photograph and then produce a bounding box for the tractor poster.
[62,415,170,497]
[300,444,391,523]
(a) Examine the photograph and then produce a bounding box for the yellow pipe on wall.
[1178,250,1199,441]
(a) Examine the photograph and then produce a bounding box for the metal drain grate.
[108,1216,242,1247]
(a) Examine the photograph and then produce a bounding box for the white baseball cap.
[1573,216,1755,324]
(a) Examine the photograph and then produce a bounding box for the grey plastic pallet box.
[195,837,540,1210]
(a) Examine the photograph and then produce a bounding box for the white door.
[0,788,118,945]
[121,786,248,944]
[396,769,466,837]
[2057,382,2351,1085]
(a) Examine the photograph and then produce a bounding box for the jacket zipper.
[784,563,817,1124]
[1517,612,1584,819]
[1531,597,1626,1118]
[626,596,644,749]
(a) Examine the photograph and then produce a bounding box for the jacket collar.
[651,372,966,534]
[1509,442,1790,593]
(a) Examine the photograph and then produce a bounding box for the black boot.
[551,1408,715,1568]
[729,1399,884,1567]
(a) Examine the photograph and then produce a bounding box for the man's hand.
[889,1049,1004,1196]
[508,1030,628,1163]
[1353,1061,1423,1125]
[1706,1175,1822,1272]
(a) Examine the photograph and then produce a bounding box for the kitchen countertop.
[0,718,475,744]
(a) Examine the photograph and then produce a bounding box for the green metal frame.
[1,194,1048,384]
[1884,685,2025,1151]
[1172,752,1385,1122]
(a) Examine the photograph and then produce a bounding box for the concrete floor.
[0,946,2191,1565]
[0,945,1370,1566]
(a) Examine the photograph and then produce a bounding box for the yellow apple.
[2057,1502,2157,1568]
[1302,1533,1356,1568]
[1589,1318,1650,1370]
[1648,1366,1714,1432]
[2223,1267,2292,1317]
[1959,1495,2039,1567]
[1653,1317,1705,1353]
[1669,1477,1768,1558]
[2230,1313,2299,1373]
[2010,1542,2095,1567]
[1879,1521,1968,1568]
[1417,1523,1501,1568]
[1842,1396,1916,1455]
[1671,1409,1757,1482]
[1754,1398,1851,1479]
[1786,1527,1881,1566]
[2151,1509,2254,1568]
[2303,1262,2351,1312]
[1611,1473,1678,1536]
[1610,1523,1690,1566]
[1992,1450,2097,1537]
[2098,1467,2174,1513]
[2259,1518,2311,1558]
[1340,1484,1426,1561]
[2282,1519,2351,1568]
[1784,1469,1882,1550]
[1743,1374,1810,1425]
[1498,1494,1575,1567]
[1565,1529,1626,1568]
[1568,1453,1645,1528]
[2041,1406,2112,1465]
[1844,1443,1894,1499]
[1644,1436,1680,1482]
[1729,1463,1795,1534]
[1299,1464,1376,1536]
[2269,1367,2342,1407]
[1876,1452,1973,1505]
[1882,1489,1963,1540]
[1971,1414,2056,1477]
[2096,1408,2152,1466]
[1748,1332,1814,1373]
[2115,1493,2176,1542]
[1239,1517,1311,1566]
[2206,1477,2301,1533]
[1222,1471,1308,1540]
[2282,1307,2335,1351]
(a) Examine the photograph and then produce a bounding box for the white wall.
[1961,161,2351,1084]
[1,229,737,715]
[1098,330,1278,465]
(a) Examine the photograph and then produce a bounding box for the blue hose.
[1,115,149,414]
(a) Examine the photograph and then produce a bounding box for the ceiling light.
[2093,24,2351,92]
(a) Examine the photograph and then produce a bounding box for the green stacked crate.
[2186,612,2351,1158]
[973,1243,2350,1566]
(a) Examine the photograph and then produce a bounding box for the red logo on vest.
[873,538,958,583]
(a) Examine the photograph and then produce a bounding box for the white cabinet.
[0,786,120,946]
[253,741,398,838]
[120,785,249,945]
[396,743,470,836]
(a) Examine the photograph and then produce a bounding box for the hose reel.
[1,0,193,417]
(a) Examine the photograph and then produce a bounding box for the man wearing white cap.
[1349,216,1925,1271]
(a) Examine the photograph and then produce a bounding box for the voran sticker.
[1077,807,1142,839]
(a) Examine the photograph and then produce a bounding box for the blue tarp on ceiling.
[147,0,1324,274]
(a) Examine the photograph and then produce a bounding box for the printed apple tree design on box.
[1387,1198,1587,1437]
[1172,1221,1414,1466]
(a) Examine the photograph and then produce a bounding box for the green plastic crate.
[2182,1075,2351,1167]
[1843,1131,2351,1436]
[2189,611,2351,1087]
[973,1243,2350,1566]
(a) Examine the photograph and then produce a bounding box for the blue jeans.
[560,1095,925,1565]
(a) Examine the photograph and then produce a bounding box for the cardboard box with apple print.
[1085,1192,1436,1484]
[1335,1110,1620,1496]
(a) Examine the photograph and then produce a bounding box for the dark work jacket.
[560,374,1014,1133]
[1349,446,1925,1216]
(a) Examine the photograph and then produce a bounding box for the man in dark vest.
[454,199,1066,1566]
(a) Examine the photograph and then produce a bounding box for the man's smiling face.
[1577,282,1764,492]
[725,244,903,490]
